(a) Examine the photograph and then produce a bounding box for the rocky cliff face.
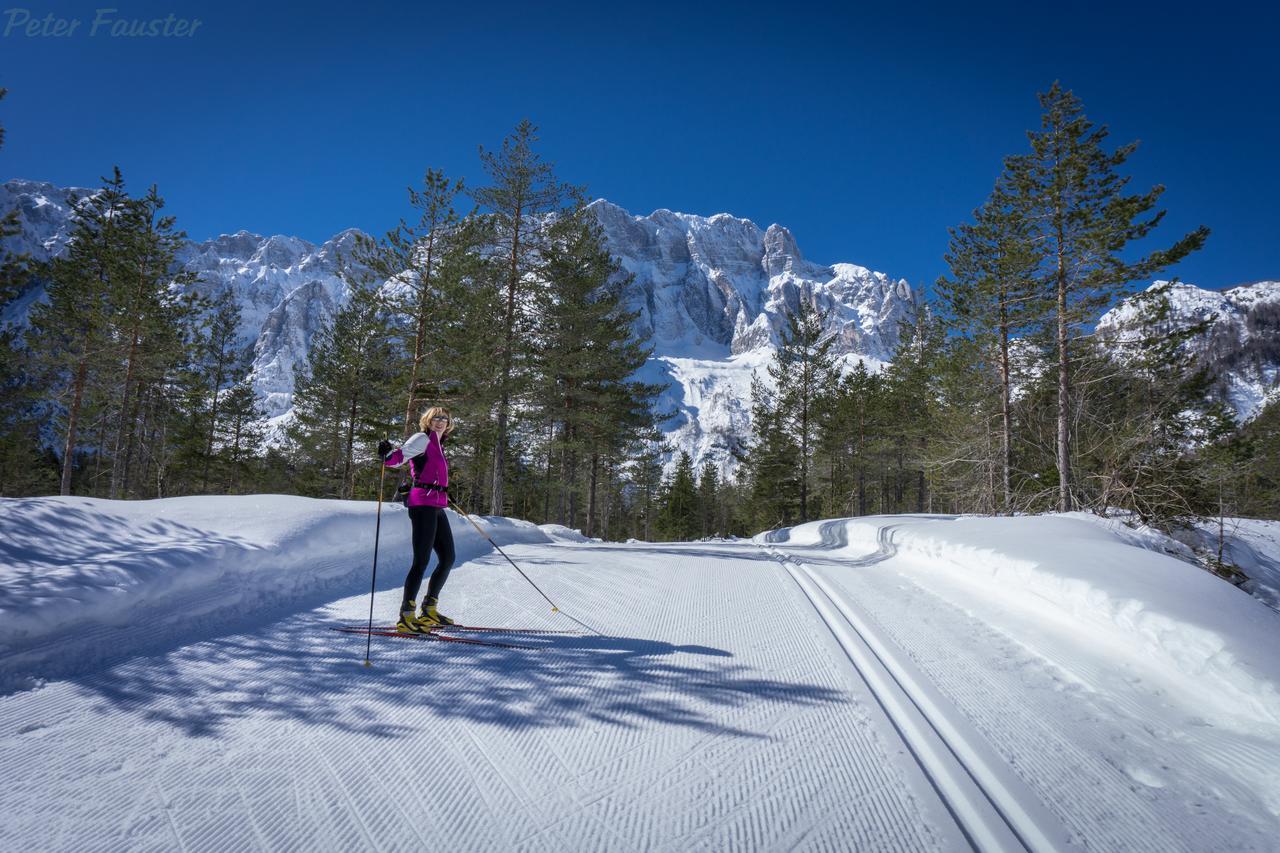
[587,200,916,473]
[1097,280,1280,423]
[589,200,915,362]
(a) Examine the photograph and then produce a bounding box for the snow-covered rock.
[593,200,912,474]
[1098,280,1280,423]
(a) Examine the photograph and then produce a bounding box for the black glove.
[377,439,393,460]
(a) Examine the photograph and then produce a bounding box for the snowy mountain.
[4,495,1280,848]
[1097,279,1280,422]
[0,179,916,473]
[591,200,914,473]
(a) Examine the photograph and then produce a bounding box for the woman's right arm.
[384,432,429,468]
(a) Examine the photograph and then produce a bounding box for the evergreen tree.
[1008,82,1209,511]
[534,204,663,535]
[470,120,579,514]
[882,308,944,513]
[1088,282,1234,525]
[743,371,801,529]
[214,378,265,493]
[355,169,470,436]
[106,184,195,498]
[287,283,399,499]
[937,161,1045,512]
[656,451,699,541]
[697,460,719,537]
[629,434,669,540]
[27,170,131,495]
[766,298,837,521]
[192,288,249,491]
[0,88,55,494]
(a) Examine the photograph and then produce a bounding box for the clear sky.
[2,0,1275,293]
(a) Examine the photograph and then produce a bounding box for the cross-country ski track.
[4,509,1280,852]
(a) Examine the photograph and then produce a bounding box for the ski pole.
[363,464,387,667]
[448,499,600,635]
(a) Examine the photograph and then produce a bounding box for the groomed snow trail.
[5,514,1279,851]
[761,539,1068,852]
[766,516,1280,852]
[2,536,967,852]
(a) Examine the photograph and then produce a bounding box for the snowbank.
[0,495,556,691]
[1189,518,1280,613]
[763,514,1280,730]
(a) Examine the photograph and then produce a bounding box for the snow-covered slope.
[1098,279,1280,422]
[3,497,1280,849]
[0,179,915,475]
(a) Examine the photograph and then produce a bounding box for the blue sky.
[2,0,1276,292]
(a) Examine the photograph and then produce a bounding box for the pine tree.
[287,282,399,498]
[191,288,248,491]
[657,451,699,541]
[937,160,1045,512]
[214,378,265,493]
[743,371,801,529]
[27,169,132,495]
[1088,282,1234,525]
[106,184,195,498]
[534,204,663,535]
[0,87,54,494]
[1008,83,1209,511]
[767,298,837,521]
[882,308,944,513]
[697,460,719,537]
[355,169,470,436]
[629,434,669,540]
[470,120,579,514]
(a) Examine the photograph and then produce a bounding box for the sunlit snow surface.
[3,496,1280,850]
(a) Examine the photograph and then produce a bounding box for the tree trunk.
[917,435,926,513]
[1056,248,1072,512]
[201,351,227,493]
[587,450,599,538]
[343,390,359,500]
[110,329,141,498]
[542,420,554,523]
[1054,143,1073,513]
[60,357,89,496]
[999,296,1013,514]
[491,205,523,514]
[799,387,809,522]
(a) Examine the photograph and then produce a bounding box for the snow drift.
[0,495,559,691]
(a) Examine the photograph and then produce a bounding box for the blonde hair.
[419,406,455,439]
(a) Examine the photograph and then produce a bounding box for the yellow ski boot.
[421,597,455,627]
[396,604,430,634]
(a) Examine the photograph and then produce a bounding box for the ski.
[332,626,536,650]
[342,623,581,636]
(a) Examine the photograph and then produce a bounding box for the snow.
[0,496,556,692]
[4,496,1280,849]
[1184,517,1280,613]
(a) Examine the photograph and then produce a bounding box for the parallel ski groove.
[763,542,1072,853]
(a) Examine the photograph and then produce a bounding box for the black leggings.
[402,505,455,607]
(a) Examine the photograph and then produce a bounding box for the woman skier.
[378,406,457,633]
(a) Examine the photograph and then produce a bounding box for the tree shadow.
[76,617,849,741]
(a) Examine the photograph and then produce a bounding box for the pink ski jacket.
[384,430,449,508]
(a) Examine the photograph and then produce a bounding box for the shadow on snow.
[76,620,848,741]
